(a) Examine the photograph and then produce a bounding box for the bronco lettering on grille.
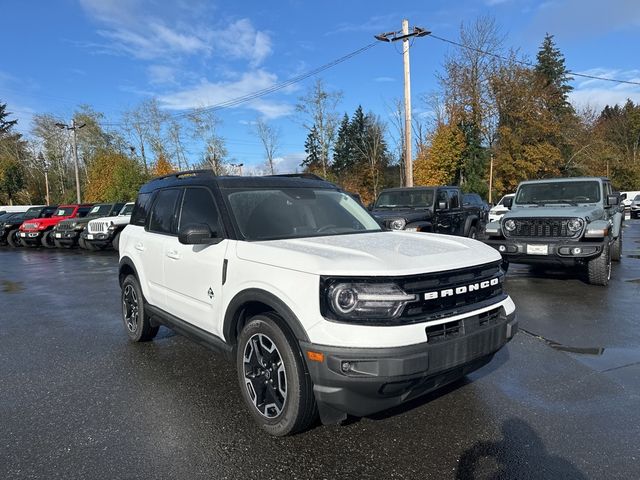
[424,277,500,300]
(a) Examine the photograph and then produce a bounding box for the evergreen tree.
[0,103,18,135]
[535,33,574,116]
[331,114,352,175]
[302,125,322,172]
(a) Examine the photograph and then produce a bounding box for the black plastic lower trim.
[146,304,233,359]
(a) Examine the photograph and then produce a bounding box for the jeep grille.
[89,221,108,233]
[503,218,582,238]
[22,222,39,230]
[56,222,75,232]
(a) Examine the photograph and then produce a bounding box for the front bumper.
[82,230,113,247]
[53,230,81,246]
[18,231,43,245]
[483,237,605,265]
[301,308,517,422]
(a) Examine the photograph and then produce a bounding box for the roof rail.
[268,173,326,181]
[152,169,215,182]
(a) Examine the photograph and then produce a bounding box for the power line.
[99,41,379,127]
[428,34,640,87]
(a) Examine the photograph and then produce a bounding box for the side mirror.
[606,194,620,206]
[178,223,218,245]
[437,201,448,210]
[502,197,513,209]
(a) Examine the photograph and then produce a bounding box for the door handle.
[166,249,180,260]
[135,242,145,251]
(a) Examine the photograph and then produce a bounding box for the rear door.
[448,189,465,235]
[163,187,228,335]
[139,189,181,310]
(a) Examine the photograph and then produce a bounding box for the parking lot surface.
[1,221,640,479]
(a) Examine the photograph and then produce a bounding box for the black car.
[1,206,58,247]
[463,193,490,222]
[371,186,486,238]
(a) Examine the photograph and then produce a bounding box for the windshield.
[515,181,601,205]
[119,203,135,215]
[89,204,114,216]
[375,189,435,208]
[54,207,75,217]
[634,195,640,201]
[225,188,381,241]
[24,208,42,220]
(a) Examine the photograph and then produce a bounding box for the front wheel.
[41,231,55,248]
[7,229,21,248]
[587,244,611,286]
[237,313,317,436]
[467,225,478,239]
[611,230,622,262]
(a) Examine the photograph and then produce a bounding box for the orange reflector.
[306,351,324,362]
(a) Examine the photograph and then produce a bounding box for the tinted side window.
[131,193,153,227]
[178,188,221,234]
[148,189,180,234]
[448,190,460,209]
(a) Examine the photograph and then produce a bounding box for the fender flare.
[223,288,309,344]
[463,215,479,236]
[118,256,140,287]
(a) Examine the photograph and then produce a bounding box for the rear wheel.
[41,231,55,248]
[112,231,121,252]
[237,313,317,436]
[587,244,611,286]
[121,275,158,342]
[611,230,622,262]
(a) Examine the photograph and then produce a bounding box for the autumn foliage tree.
[85,150,147,202]
[414,123,466,186]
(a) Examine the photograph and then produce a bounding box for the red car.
[19,204,93,248]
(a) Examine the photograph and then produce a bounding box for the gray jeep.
[483,177,622,286]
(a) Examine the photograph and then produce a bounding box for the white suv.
[83,202,134,251]
[119,171,517,436]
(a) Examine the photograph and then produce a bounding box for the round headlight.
[389,218,406,230]
[567,218,584,232]
[503,219,516,232]
[330,285,358,314]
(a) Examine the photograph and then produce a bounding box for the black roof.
[139,170,338,194]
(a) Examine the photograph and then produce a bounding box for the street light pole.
[56,120,85,204]
[375,20,430,187]
[38,151,51,205]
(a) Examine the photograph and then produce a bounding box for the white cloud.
[216,19,273,67]
[158,70,293,119]
[569,68,640,110]
[147,65,178,85]
[273,153,306,173]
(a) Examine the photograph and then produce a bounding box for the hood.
[235,231,501,276]
[507,204,603,221]
[20,216,67,230]
[88,214,131,227]
[371,208,433,223]
[58,217,91,227]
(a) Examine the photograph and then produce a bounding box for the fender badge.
[207,287,214,299]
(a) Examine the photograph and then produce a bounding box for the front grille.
[55,222,75,232]
[425,320,462,343]
[22,222,38,230]
[425,307,503,343]
[504,218,581,238]
[89,221,108,233]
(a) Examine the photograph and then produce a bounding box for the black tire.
[587,244,611,286]
[112,231,121,252]
[237,313,317,436]
[6,229,21,248]
[41,230,55,248]
[467,225,478,239]
[83,239,98,251]
[611,230,622,262]
[78,237,88,250]
[631,212,638,219]
[121,275,159,342]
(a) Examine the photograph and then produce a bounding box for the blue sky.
[1,0,639,172]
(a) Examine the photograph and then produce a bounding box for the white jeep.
[119,171,517,436]
[84,202,134,251]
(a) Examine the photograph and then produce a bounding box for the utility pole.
[38,151,51,205]
[375,20,430,187]
[488,154,494,204]
[55,120,85,204]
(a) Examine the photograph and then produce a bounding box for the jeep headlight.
[567,218,583,233]
[503,219,516,232]
[107,222,116,231]
[74,223,85,231]
[389,218,406,230]
[326,282,416,320]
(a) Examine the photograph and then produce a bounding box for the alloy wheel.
[243,333,287,418]
[122,285,139,333]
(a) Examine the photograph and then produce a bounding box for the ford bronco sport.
[483,177,623,286]
[119,171,517,436]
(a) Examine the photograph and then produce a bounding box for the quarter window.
[178,188,221,234]
[148,189,181,234]
[131,193,153,226]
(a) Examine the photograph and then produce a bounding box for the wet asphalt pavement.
[1,221,640,479]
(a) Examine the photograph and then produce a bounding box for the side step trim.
[146,304,234,359]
